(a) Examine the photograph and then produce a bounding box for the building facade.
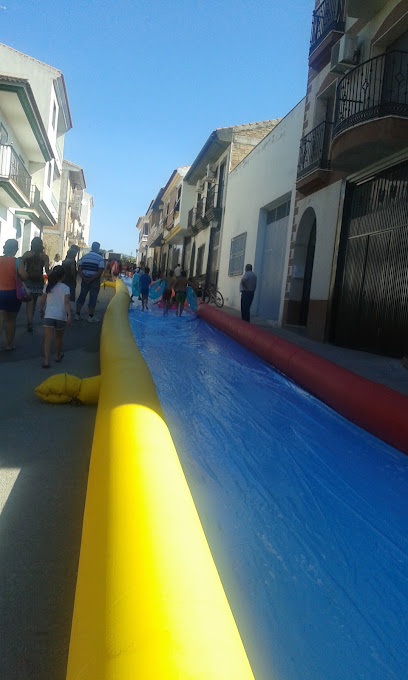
[49,159,92,259]
[183,121,280,287]
[0,43,72,256]
[217,101,305,321]
[284,0,408,357]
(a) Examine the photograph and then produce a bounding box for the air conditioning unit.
[205,163,217,181]
[330,34,359,74]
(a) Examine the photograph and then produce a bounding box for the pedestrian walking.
[0,239,27,350]
[38,265,71,368]
[62,248,78,302]
[240,264,257,322]
[22,236,50,332]
[75,241,105,322]
[51,253,62,269]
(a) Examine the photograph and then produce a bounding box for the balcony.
[195,196,209,231]
[0,143,31,207]
[347,0,383,21]
[15,184,41,220]
[309,0,345,69]
[331,51,408,172]
[185,207,197,236]
[296,121,333,195]
[147,222,163,248]
[205,183,222,222]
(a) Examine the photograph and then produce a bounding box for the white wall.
[0,44,56,130]
[293,180,343,302]
[218,99,305,315]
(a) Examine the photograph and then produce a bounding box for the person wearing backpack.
[22,236,49,332]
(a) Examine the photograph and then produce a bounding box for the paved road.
[0,286,114,680]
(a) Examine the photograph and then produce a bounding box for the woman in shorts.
[0,239,27,350]
[22,236,49,332]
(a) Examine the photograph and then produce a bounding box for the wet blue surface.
[128,301,408,680]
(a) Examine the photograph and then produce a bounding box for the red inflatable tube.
[196,304,408,457]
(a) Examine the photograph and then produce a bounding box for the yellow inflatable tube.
[66,279,255,679]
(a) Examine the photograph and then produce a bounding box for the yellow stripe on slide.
[66,279,255,679]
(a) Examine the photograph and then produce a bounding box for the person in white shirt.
[38,265,71,368]
[174,263,181,277]
[51,253,62,269]
[240,264,257,322]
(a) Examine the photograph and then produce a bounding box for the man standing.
[240,264,257,322]
[75,241,105,322]
[174,263,181,277]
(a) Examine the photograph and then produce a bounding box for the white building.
[183,120,281,285]
[0,43,72,255]
[217,100,305,321]
[284,0,408,356]
[136,213,150,265]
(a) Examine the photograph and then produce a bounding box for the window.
[52,102,57,129]
[0,123,8,144]
[196,245,205,276]
[228,232,247,276]
[143,223,148,236]
[266,200,290,224]
[47,162,53,187]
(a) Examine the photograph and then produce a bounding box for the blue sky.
[1,0,313,255]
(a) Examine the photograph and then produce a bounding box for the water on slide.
[128,301,408,680]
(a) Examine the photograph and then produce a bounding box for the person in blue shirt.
[139,267,152,311]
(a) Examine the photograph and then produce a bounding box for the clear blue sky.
[1,0,312,255]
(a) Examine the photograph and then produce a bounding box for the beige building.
[284,0,408,357]
[48,159,93,259]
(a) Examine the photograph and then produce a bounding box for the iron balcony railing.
[196,197,205,220]
[334,50,408,137]
[310,0,345,54]
[0,143,31,200]
[297,121,333,178]
[205,183,217,212]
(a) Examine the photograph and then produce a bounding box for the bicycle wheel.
[214,291,224,307]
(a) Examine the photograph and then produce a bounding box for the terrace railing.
[334,50,408,137]
[310,0,345,54]
[297,121,333,178]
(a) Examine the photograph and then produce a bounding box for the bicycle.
[202,282,224,308]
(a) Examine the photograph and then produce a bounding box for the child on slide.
[174,270,189,317]
[130,267,141,302]
[139,267,152,311]
[162,270,176,315]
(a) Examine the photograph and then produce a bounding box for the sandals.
[42,363,50,369]
[55,353,64,363]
